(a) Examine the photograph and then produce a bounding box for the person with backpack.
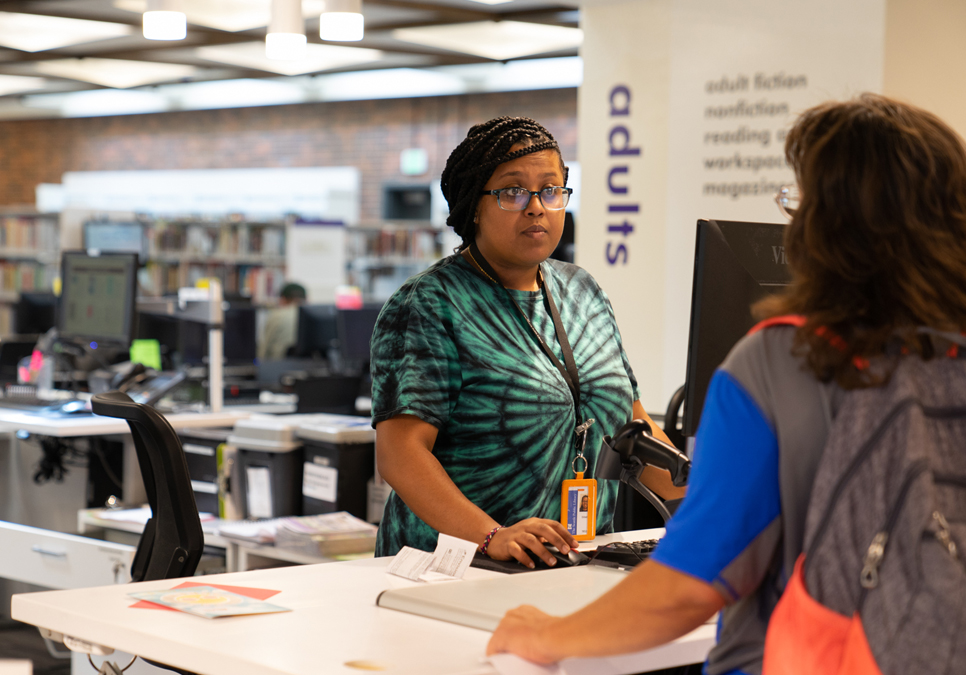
[486,93,966,675]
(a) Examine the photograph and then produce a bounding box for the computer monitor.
[337,305,382,367]
[683,219,791,437]
[83,221,147,261]
[58,251,138,348]
[179,303,257,366]
[14,292,57,335]
[294,304,339,359]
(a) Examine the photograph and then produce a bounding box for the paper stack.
[274,511,378,557]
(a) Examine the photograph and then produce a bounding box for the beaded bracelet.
[479,525,503,556]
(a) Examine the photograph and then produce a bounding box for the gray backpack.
[801,347,966,673]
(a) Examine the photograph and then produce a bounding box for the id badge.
[561,472,597,541]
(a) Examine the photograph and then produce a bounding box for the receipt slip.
[387,534,477,583]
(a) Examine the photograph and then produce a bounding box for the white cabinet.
[0,521,133,590]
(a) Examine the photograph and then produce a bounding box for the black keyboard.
[588,539,659,569]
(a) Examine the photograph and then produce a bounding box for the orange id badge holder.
[561,472,596,541]
[561,419,597,541]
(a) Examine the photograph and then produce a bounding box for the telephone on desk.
[88,363,187,408]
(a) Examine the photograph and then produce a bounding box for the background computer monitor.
[683,219,791,437]
[58,251,138,347]
[14,291,57,335]
[337,305,382,368]
[83,221,147,261]
[294,304,339,359]
[179,301,257,366]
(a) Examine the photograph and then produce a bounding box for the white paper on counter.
[387,533,478,582]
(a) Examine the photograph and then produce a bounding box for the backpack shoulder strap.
[748,314,807,336]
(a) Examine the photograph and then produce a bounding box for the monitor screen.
[59,251,138,347]
[84,221,147,260]
[337,306,381,365]
[14,292,57,335]
[178,304,256,365]
[294,304,339,359]
[683,219,791,436]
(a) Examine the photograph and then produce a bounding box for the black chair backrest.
[664,384,687,451]
[91,391,204,582]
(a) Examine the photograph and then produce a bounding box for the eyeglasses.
[775,184,800,220]
[480,186,573,212]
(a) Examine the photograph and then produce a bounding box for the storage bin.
[178,428,230,516]
[296,414,375,520]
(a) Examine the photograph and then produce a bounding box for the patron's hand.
[486,518,579,568]
[486,604,564,663]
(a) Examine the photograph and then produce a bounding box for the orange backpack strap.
[748,314,807,336]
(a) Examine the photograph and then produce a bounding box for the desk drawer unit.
[0,521,133,589]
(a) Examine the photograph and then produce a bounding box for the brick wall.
[0,89,577,221]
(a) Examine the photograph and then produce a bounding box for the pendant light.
[319,0,364,42]
[266,0,306,60]
[143,0,186,41]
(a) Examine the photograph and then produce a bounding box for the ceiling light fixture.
[143,0,187,40]
[319,0,364,42]
[266,0,306,60]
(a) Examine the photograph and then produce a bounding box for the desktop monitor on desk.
[683,219,791,437]
[13,291,57,335]
[59,251,138,349]
[294,304,339,359]
[337,305,382,371]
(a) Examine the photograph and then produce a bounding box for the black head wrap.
[440,116,568,246]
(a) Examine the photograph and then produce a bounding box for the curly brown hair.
[755,93,966,388]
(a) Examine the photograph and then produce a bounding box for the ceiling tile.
[392,20,582,60]
[0,12,133,53]
[194,41,383,76]
[32,58,198,88]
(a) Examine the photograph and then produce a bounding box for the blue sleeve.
[651,370,780,599]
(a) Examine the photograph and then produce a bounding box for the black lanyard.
[467,243,582,425]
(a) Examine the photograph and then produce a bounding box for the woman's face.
[474,148,566,274]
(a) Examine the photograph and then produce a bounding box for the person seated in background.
[486,94,966,673]
[258,282,306,360]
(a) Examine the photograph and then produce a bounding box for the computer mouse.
[58,400,90,415]
[531,543,591,569]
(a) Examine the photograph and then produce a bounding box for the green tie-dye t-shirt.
[370,254,640,555]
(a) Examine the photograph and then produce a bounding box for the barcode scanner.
[602,419,691,488]
[597,419,692,524]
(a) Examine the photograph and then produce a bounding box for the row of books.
[346,227,442,261]
[0,261,57,293]
[0,216,58,251]
[141,262,285,303]
[150,222,285,257]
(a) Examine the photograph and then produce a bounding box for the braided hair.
[440,117,568,246]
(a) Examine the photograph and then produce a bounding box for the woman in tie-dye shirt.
[369,117,683,566]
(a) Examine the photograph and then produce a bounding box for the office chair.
[90,391,204,582]
[664,384,687,451]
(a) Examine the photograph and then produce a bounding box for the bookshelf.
[346,222,450,302]
[0,212,60,334]
[135,217,287,303]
